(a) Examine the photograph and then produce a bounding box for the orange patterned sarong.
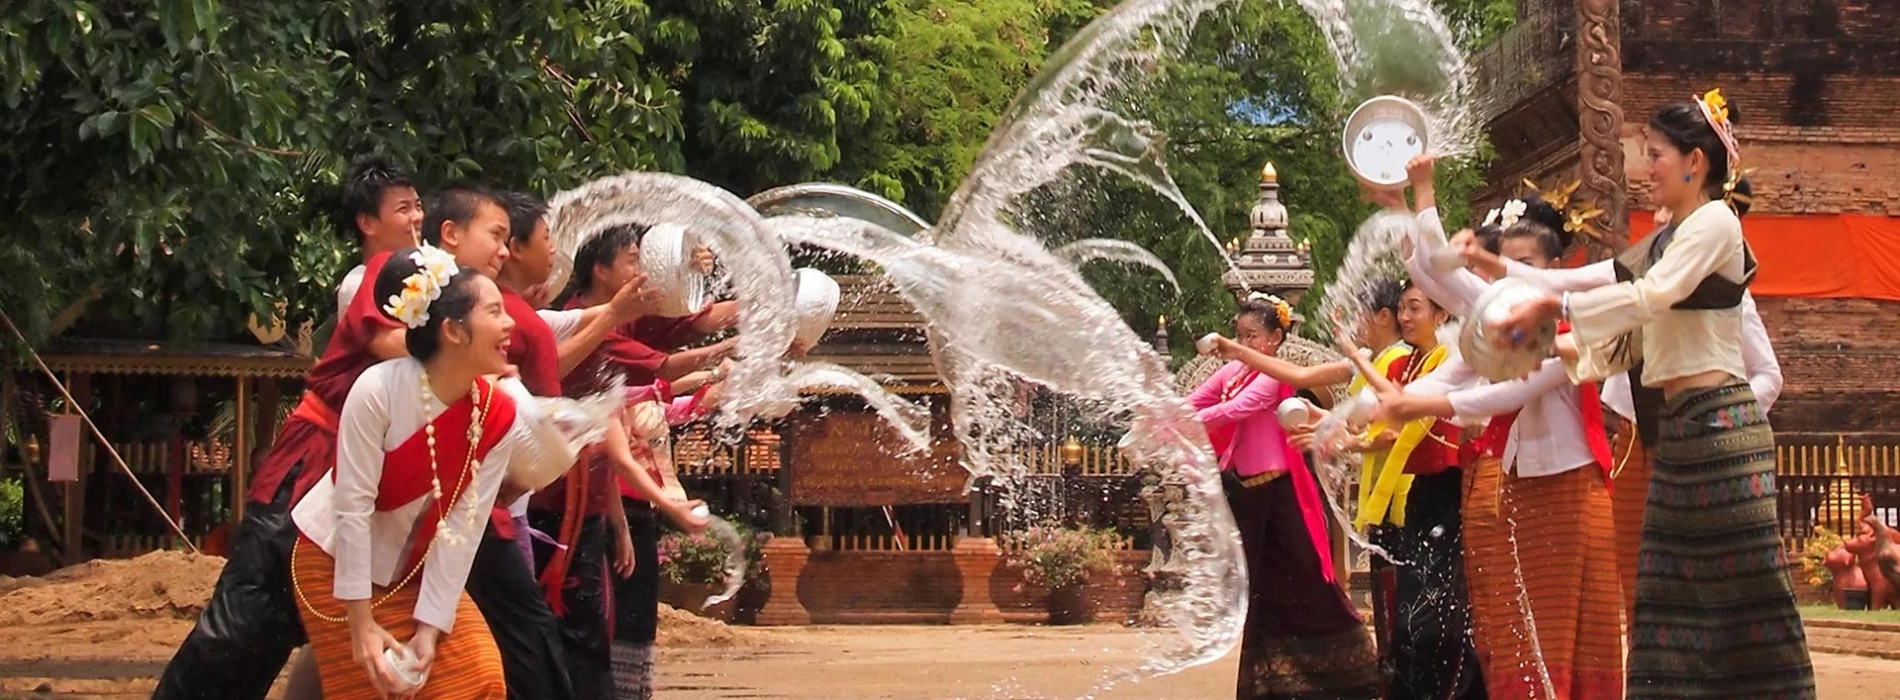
[1463,456,1626,699]
[1607,416,1651,629]
[291,536,506,699]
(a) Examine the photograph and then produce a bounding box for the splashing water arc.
[548,0,1488,690]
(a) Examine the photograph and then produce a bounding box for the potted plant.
[1009,525,1121,625]
[657,530,733,620]
[657,521,769,622]
[1798,526,1848,607]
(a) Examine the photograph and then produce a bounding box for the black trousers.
[530,511,614,699]
[612,500,661,645]
[465,523,577,700]
[152,466,309,700]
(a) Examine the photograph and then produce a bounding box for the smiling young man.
[333,155,424,313]
[413,184,585,700]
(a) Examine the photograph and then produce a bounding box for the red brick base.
[756,537,1150,625]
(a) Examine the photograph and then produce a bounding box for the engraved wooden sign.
[788,407,966,506]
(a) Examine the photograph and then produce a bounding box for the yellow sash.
[1352,343,1411,526]
[1354,344,1450,531]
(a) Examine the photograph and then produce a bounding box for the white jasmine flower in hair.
[1482,209,1501,227]
[1499,199,1528,228]
[384,293,430,329]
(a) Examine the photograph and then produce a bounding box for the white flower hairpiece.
[383,246,461,329]
[1497,199,1527,229]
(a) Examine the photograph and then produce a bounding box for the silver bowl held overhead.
[1342,96,1429,188]
[1460,277,1557,382]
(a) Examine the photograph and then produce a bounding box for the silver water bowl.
[1342,96,1429,188]
[1461,277,1557,382]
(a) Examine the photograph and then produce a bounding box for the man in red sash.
[155,158,422,699]
[154,182,561,699]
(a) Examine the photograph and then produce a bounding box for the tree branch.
[186,110,306,157]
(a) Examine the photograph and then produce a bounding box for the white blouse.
[292,358,526,633]
[335,264,367,316]
[1560,201,1752,386]
[1445,358,1599,478]
[1405,208,1487,317]
[1503,256,1782,413]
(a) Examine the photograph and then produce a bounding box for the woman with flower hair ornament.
[1489,91,1815,699]
[1374,161,1627,699]
[288,247,561,698]
[1190,294,1380,700]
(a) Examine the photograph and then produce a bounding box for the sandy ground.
[3,554,1900,698]
[1,620,1899,698]
[654,626,1900,700]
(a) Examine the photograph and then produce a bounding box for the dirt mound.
[0,551,226,625]
[656,603,771,647]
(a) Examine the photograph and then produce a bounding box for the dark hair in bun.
[371,248,484,362]
[1728,178,1753,218]
[1500,195,1569,260]
[1472,224,1503,255]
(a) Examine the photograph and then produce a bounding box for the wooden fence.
[1776,439,1900,554]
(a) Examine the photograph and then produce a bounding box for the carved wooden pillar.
[1576,0,1629,259]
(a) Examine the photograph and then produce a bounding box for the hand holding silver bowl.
[1462,278,1557,382]
[1196,333,1223,356]
[1342,96,1429,190]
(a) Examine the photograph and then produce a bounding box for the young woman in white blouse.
[1373,199,1626,699]
[1451,197,1784,631]
[289,247,536,698]
[1491,92,1815,699]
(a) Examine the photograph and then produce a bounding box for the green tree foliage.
[0,0,894,352]
[1,0,1516,362]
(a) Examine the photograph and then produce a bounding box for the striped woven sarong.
[1628,380,1814,699]
[1464,456,1625,699]
[291,536,507,699]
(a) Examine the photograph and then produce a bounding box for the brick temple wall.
[1477,0,1900,443]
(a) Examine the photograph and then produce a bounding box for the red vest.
[369,379,518,575]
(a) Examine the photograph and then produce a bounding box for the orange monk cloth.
[1621,211,1900,302]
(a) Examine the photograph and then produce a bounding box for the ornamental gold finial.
[1261,162,1278,183]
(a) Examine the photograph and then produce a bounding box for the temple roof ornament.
[1221,162,1316,300]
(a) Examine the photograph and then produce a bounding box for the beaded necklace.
[293,370,492,623]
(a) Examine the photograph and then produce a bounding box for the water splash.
[1053,239,1183,294]
[544,172,931,450]
[899,0,1484,686]
[768,212,1246,676]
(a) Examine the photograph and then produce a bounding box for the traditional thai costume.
[1191,361,1381,700]
[544,297,716,700]
[1429,353,1625,699]
[1560,199,1813,699]
[288,358,523,698]
[1501,258,1782,631]
[1356,345,1484,700]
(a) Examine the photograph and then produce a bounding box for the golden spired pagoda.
[1824,435,1861,532]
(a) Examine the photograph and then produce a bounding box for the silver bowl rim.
[1341,95,1430,186]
